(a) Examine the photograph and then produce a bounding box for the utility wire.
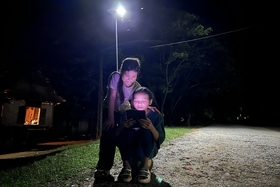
[148,26,252,49]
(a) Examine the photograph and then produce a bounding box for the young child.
[116,87,165,184]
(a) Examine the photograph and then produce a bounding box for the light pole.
[97,5,126,138]
[115,5,126,71]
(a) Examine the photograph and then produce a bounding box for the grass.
[0,126,192,187]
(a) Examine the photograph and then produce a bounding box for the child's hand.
[138,118,154,130]
[122,118,136,128]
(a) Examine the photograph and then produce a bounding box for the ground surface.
[62,124,280,187]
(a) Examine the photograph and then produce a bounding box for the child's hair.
[133,87,154,102]
[118,57,141,103]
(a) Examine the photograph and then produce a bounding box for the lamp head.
[116,5,126,17]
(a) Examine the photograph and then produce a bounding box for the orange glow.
[24,107,41,125]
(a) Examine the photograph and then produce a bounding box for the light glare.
[116,5,126,17]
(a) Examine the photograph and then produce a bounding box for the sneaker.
[117,168,132,183]
[94,169,115,182]
[134,168,151,184]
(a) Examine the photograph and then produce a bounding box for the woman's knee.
[101,129,117,142]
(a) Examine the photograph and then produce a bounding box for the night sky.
[1,0,278,121]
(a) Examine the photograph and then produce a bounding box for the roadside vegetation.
[0,126,192,187]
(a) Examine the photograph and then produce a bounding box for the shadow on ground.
[93,173,171,187]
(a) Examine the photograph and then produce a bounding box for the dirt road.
[89,124,280,187]
[150,124,280,187]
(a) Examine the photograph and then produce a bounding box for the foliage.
[163,126,192,144]
[137,5,238,125]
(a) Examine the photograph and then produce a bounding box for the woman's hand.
[139,118,154,130]
[148,106,161,114]
[104,118,115,131]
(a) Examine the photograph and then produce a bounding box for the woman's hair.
[133,87,154,102]
[119,57,141,73]
[118,57,141,103]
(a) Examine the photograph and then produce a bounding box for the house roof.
[10,71,65,103]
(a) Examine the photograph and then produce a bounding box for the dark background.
[1,0,278,125]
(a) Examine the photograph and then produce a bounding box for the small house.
[0,71,65,148]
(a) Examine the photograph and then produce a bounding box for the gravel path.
[151,124,280,187]
[66,124,280,187]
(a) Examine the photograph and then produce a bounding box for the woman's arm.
[104,88,117,131]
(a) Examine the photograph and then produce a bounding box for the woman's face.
[121,70,138,87]
[132,92,152,111]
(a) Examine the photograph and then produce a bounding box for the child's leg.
[136,129,154,169]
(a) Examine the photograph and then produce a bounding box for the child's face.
[132,92,152,111]
[121,70,138,87]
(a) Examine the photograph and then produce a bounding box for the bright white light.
[116,5,126,17]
